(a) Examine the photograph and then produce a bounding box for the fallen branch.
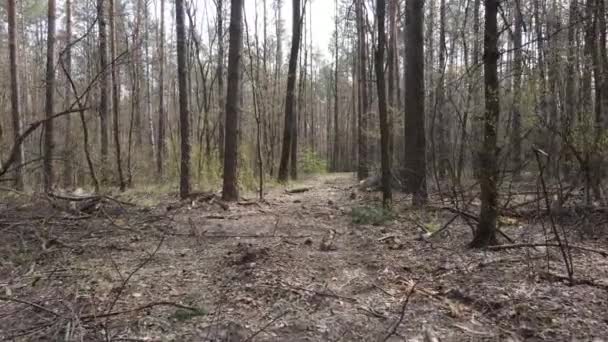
[243,311,290,342]
[382,282,417,342]
[487,243,608,257]
[81,301,203,321]
[285,187,312,194]
[0,296,60,317]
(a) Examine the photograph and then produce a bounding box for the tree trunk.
[176,0,191,198]
[375,0,392,206]
[8,0,24,190]
[43,0,56,192]
[222,0,244,201]
[511,0,523,179]
[470,0,500,248]
[404,0,428,205]
[332,0,340,171]
[278,0,302,183]
[98,0,109,185]
[217,0,226,162]
[110,0,125,191]
[356,0,369,180]
[157,0,166,179]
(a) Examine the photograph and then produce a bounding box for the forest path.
[2,173,608,341]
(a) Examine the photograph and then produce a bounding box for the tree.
[511,1,523,179]
[222,0,245,201]
[98,0,110,184]
[110,0,125,191]
[176,0,191,198]
[403,0,427,206]
[157,0,166,179]
[43,0,57,192]
[278,0,303,183]
[7,0,24,190]
[375,0,392,206]
[470,0,500,248]
[63,0,73,188]
[217,0,226,162]
[356,0,369,180]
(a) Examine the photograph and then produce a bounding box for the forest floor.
[1,173,608,341]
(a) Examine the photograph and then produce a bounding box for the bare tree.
[375,0,392,206]
[43,0,57,192]
[62,0,73,188]
[356,0,369,180]
[278,0,303,183]
[98,0,110,184]
[403,0,427,205]
[157,0,166,179]
[470,0,500,248]
[7,0,24,190]
[110,0,126,191]
[222,0,245,201]
[176,0,191,198]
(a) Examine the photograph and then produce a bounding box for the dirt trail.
[2,173,608,341]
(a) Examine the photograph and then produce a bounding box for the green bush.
[350,205,394,225]
[298,148,328,175]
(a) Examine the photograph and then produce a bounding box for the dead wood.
[487,243,608,257]
[285,187,312,194]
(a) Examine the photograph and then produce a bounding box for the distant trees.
[222,0,245,201]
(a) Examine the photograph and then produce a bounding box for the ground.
[1,173,608,341]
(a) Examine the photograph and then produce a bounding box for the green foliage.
[350,205,394,226]
[170,307,207,322]
[298,148,328,175]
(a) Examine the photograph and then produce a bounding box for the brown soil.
[1,173,608,341]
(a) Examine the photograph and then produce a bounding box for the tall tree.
[375,0,392,206]
[176,0,191,198]
[157,0,166,178]
[470,0,500,248]
[63,0,73,188]
[511,1,523,178]
[110,0,125,190]
[332,0,340,171]
[222,0,244,201]
[43,0,57,191]
[356,0,369,180]
[403,0,427,205]
[98,0,110,184]
[278,0,302,182]
[217,0,226,162]
[7,0,23,190]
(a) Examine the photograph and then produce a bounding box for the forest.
[1,0,608,340]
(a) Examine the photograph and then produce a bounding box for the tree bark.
[356,0,369,180]
[511,0,523,179]
[278,0,302,183]
[98,0,109,184]
[470,0,500,248]
[222,0,244,201]
[8,0,24,190]
[43,0,57,192]
[375,0,392,206]
[176,0,191,198]
[63,0,73,189]
[404,0,428,205]
[157,0,166,179]
[110,0,125,191]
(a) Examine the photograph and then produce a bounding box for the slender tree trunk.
[511,1,523,179]
[8,0,24,190]
[43,0,56,192]
[176,0,191,198]
[222,0,244,201]
[404,0,427,205]
[98,0,109,185]
[356,0,369,180]
[217,0,226,162]
[375,0,392,206]
[62,0,73,188]
[332,0,340,171]
[563,0,578,178]
[157,0,166,179]
[278,0,302,182]
[470,0,500,248]
[110,0,125,191]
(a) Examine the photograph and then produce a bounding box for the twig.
[243,311,290,342]
[0,296,60,317]
[81,301,202,321]
[282,284,357,303]
[382,282,416,342]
